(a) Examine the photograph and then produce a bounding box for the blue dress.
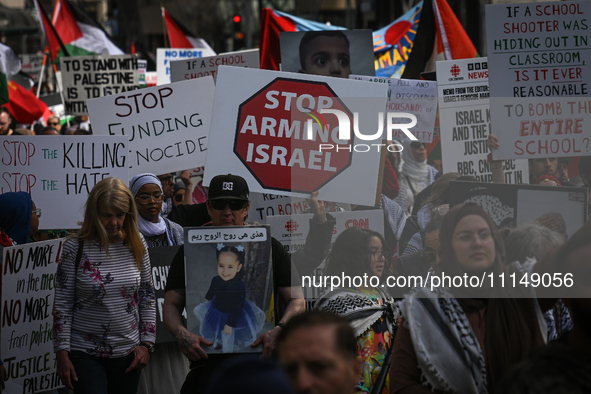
[193,276,265,352]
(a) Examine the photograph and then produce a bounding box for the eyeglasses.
[174,194,184,202]
[421,249,442,264]
[369,250,389,261]
[158,175,174,183]
[209,199,246,211]
[48,122,60,126]
[33,208,41,218]
[410,142,426,149]
[136,192,163,204]
[454,230,492,243]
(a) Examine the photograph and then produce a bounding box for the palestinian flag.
[402,0,477,79]
[162,7,216,56]
[51,0,123,61]
[34,0,69,62]
[0,43,21,105]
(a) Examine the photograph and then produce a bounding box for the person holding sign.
[53,177,156,394]
[163,174,305,394]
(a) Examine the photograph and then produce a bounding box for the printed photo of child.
[192,243,266,353]
[280,29,375,78]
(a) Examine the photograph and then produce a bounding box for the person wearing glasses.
[315,227,398,394]
[130,173,184,248]
[47,115,62,134]
[158,171,194,218]
[163,174,305,394]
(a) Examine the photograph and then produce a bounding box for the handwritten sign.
[349,75,438,143]
[0,136,128,229]
[486,1,591,159]
[170,49,259,83]
[157,48,216,85]
[2,239,64,393]
[87,77,214,177]
[60,55,139,116]
[436,57,529,183]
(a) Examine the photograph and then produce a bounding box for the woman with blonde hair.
[53,177,156,394]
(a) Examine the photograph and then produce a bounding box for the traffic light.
[233,14,244,48]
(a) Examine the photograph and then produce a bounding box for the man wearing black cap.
[163,174,306,394]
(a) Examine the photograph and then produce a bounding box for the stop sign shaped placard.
[234,78,353,193]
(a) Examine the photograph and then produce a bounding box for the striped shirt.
[53,237,156,358]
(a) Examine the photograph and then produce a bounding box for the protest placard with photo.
[170,49,259,83]
[184,226,274,354]
[60,55,139,116]
[157,48,216,85]
[203,66,389,206]
[149,245,182,343]
[2,239,64,393]
[449,180,588,238]
[280,30,375,77]
[436,57,529,183]
[87,77,214,177]
[350,74,438,143]
[0,136,128,229]
[486,1,591,160]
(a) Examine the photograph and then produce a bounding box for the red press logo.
[450,64,461,78]
[285,220,299,233]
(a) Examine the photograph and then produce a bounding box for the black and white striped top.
[53,237,156,358]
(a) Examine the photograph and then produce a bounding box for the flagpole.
[54,63,70,128]
[161,5,169,47]
[35,53,48,98]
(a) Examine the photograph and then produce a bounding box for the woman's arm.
[138,247,157,345]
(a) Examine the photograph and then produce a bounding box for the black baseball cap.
[208,174,249,201]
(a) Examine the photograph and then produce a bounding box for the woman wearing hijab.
[130,173,184,248]
[391,203,547,394]
[129,173,188,394]
[315,227,398,394]
[394,142,439,215]
[0,191,40,246]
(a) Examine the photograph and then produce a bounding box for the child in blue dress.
[193,243,265,353]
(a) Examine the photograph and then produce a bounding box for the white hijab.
[129,173,172,244]
[401,141,429,180]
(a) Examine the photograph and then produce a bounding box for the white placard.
[170,49,260,83]
[203,66,389,206]
[0,136,128,229]
[157,48,216,85]
[19,54,44,82]
[436,57,529,183]
[87,77,215,177]
[60,55,139,116]
[486,1,591,159]
[350,75,438,143]
[2,239,64,393]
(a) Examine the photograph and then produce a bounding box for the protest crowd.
[1,0,591,393]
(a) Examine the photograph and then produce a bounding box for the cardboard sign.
[60,55,139,116]
[486,1,591,159]
[87,77,214,177]
[449,180,588,238]
[2,239,65,393]
[184,226,274,354]
[0,136,128,229]
[19,54,44,82]
[436,58,529,183]
[149,245,183,343]
[157,48,216,85]
[203,66,388,206]
[170,49,260,83]
[350,75,438,143]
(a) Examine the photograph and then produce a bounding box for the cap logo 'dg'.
[222,182,234,191]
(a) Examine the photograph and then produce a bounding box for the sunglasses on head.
[209,199,246,211]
